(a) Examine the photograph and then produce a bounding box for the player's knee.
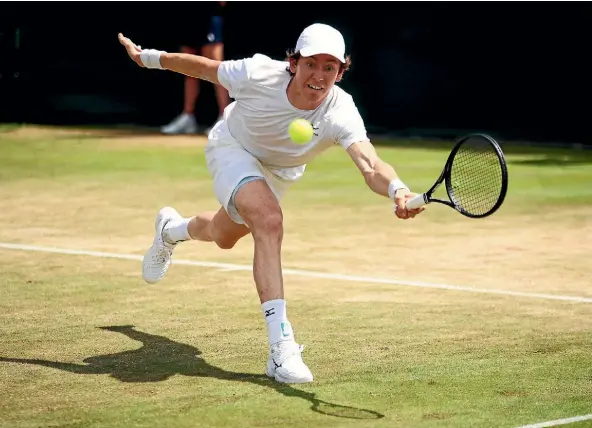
[249,210,283,240]
[215,237,238,250]
[211,229,239,250]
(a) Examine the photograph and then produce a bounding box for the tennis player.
[118,23,424,384]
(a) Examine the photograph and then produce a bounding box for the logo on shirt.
[312,123,320,137]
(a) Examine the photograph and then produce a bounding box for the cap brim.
[299,46,345,63]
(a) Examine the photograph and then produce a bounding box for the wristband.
[140,49,166,69]
[388,179,409,200]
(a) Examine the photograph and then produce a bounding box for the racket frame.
[408,134,508,218]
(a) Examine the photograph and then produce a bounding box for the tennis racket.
[406,134,508,218]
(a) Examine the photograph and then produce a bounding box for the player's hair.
[284,50,352,77]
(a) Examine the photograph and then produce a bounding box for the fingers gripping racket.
[406,134,508,218]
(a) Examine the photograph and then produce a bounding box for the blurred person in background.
[161,1,230,135]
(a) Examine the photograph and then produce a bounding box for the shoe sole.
[266,367,313,384]
[274,371,314,384]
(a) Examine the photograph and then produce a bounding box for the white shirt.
[217,54,369,172]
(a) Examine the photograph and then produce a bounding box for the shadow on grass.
[0,325,384,420]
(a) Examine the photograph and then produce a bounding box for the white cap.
[295,23,346,63]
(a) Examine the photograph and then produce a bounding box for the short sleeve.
[332,101,369,150]
[217,58,250,99]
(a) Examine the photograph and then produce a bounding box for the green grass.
[0,125,591,428]
[2,125,591,209]
[0,137,210,182]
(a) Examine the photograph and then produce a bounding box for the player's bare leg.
[142,207,249,284]
[141,179,313,383]
[186,208,250,249]
[233,179,313,384]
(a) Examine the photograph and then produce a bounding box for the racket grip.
[406,193,428,209]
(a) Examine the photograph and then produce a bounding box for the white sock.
[163,218,191,244]
[261,299,294,345]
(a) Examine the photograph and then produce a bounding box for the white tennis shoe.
[142,207,183,284]
[266,341,314,384]
[161,113,198,135]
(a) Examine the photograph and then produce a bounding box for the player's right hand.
[394,189,425,220]
[118,33,144,68]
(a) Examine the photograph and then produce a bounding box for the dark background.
[1,2,590,144]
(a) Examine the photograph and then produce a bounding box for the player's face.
[291,54,343,102]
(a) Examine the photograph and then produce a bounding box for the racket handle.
[406,193,428,209]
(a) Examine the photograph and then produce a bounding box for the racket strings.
[449,139,504,216]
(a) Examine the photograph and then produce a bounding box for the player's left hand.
[118,33,144,68]
[394,189,425,219]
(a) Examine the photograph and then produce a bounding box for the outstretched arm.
[346,140,424,219]
[117,33,221,84]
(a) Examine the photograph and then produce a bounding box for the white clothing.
[296,23,346,63]
[206,54,369,223]
[216,54,368,169]
[205,120,293,224]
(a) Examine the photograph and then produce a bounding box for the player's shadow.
[0,325,383,420]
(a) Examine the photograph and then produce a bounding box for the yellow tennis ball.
[288,119,314,144]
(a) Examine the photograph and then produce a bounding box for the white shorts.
[205,121,302,225]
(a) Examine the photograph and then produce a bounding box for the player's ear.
[335,70,344,82]
[289,57,298,74]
